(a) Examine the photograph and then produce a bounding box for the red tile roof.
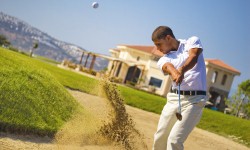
[205,59,240,75]
[122,45,164,57]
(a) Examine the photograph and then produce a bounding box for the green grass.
[1,47,250,147]
[36,63,99,95]
[35,55,60,64]
[118,85,165,114]
[198,109,250,146]
[0,48,80,136]
[31,58,99,95]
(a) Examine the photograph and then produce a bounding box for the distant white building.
[107,45,241,111]
[205,59,240,111]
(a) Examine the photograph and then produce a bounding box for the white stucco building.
[107,45,241,111]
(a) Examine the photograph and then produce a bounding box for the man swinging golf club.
[152,26,207,150]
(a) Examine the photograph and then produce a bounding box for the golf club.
[176,83,182,121]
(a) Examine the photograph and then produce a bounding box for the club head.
[176,112,182,121]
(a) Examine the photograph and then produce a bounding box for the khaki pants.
[153,93,207,150]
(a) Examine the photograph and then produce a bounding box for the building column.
[112,60,119,77]
[89,54,96,70]
[79,51,85,65]
[84,53,90,67]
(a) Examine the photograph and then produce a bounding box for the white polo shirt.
[157,36,206,91]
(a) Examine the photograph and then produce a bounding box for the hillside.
[0,12,108,71]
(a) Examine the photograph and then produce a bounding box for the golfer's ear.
[165,35,170,41]
[166,35,172,41]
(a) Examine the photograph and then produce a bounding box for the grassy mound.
[0,48,79,136]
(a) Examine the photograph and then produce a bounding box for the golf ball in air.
[92,2,99,9]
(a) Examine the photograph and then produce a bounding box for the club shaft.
[178,84,181,112]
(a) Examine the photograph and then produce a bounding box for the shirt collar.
[166,39,185,55]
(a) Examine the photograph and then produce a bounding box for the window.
[211,71,218,83]
[137,56,140,61]
[149,77,162,88]
[221,74,227,85]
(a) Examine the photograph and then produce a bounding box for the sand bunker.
[53,79,147,150]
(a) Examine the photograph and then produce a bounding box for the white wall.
[206,66,235,92]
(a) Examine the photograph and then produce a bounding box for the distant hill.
[0,12,108,71]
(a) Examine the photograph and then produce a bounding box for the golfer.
[152,26,207,150]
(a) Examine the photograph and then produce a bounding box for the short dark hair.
[152,26,175,41]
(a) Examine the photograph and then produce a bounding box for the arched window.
[211,71,218,83]
[221,74,227,85]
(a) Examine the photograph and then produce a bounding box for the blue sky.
[1,0,249,91]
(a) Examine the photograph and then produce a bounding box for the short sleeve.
[187,36,203,49]
[157,56,170,75]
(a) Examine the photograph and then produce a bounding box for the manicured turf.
[118,85,165,114]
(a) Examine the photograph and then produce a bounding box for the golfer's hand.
[171,70,183,84]
[171,67,184,84]
[162,62,184,84]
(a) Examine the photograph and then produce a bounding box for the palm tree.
[30,42,38,57]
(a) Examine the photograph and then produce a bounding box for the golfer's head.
[152,26,176,54]
[152,26,175,41]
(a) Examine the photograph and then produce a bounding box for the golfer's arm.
[162,62,179,76]
[179,48,202,74]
